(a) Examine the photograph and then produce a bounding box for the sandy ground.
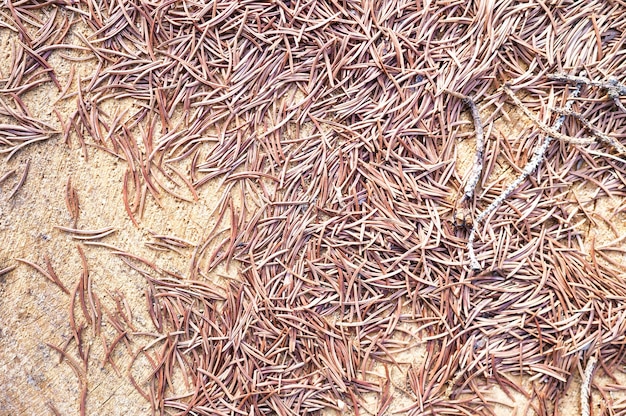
[0,28,231,411]
[1,9,626,416]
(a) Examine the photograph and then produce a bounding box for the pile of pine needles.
[3,0,626,414]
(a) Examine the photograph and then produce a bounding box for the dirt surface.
[2,3,626,416]
[0,26,232,411]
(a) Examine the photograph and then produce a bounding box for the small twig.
[446,91,485,227]
[551,107,626,154]
[503,85,595,146]
[581,355,597,416]
[467,82,582,270]
[454,92,485,202]
[505,84,625,154]
[607,78,626,113]
[547,73,626,95]
[548,73,626,112]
